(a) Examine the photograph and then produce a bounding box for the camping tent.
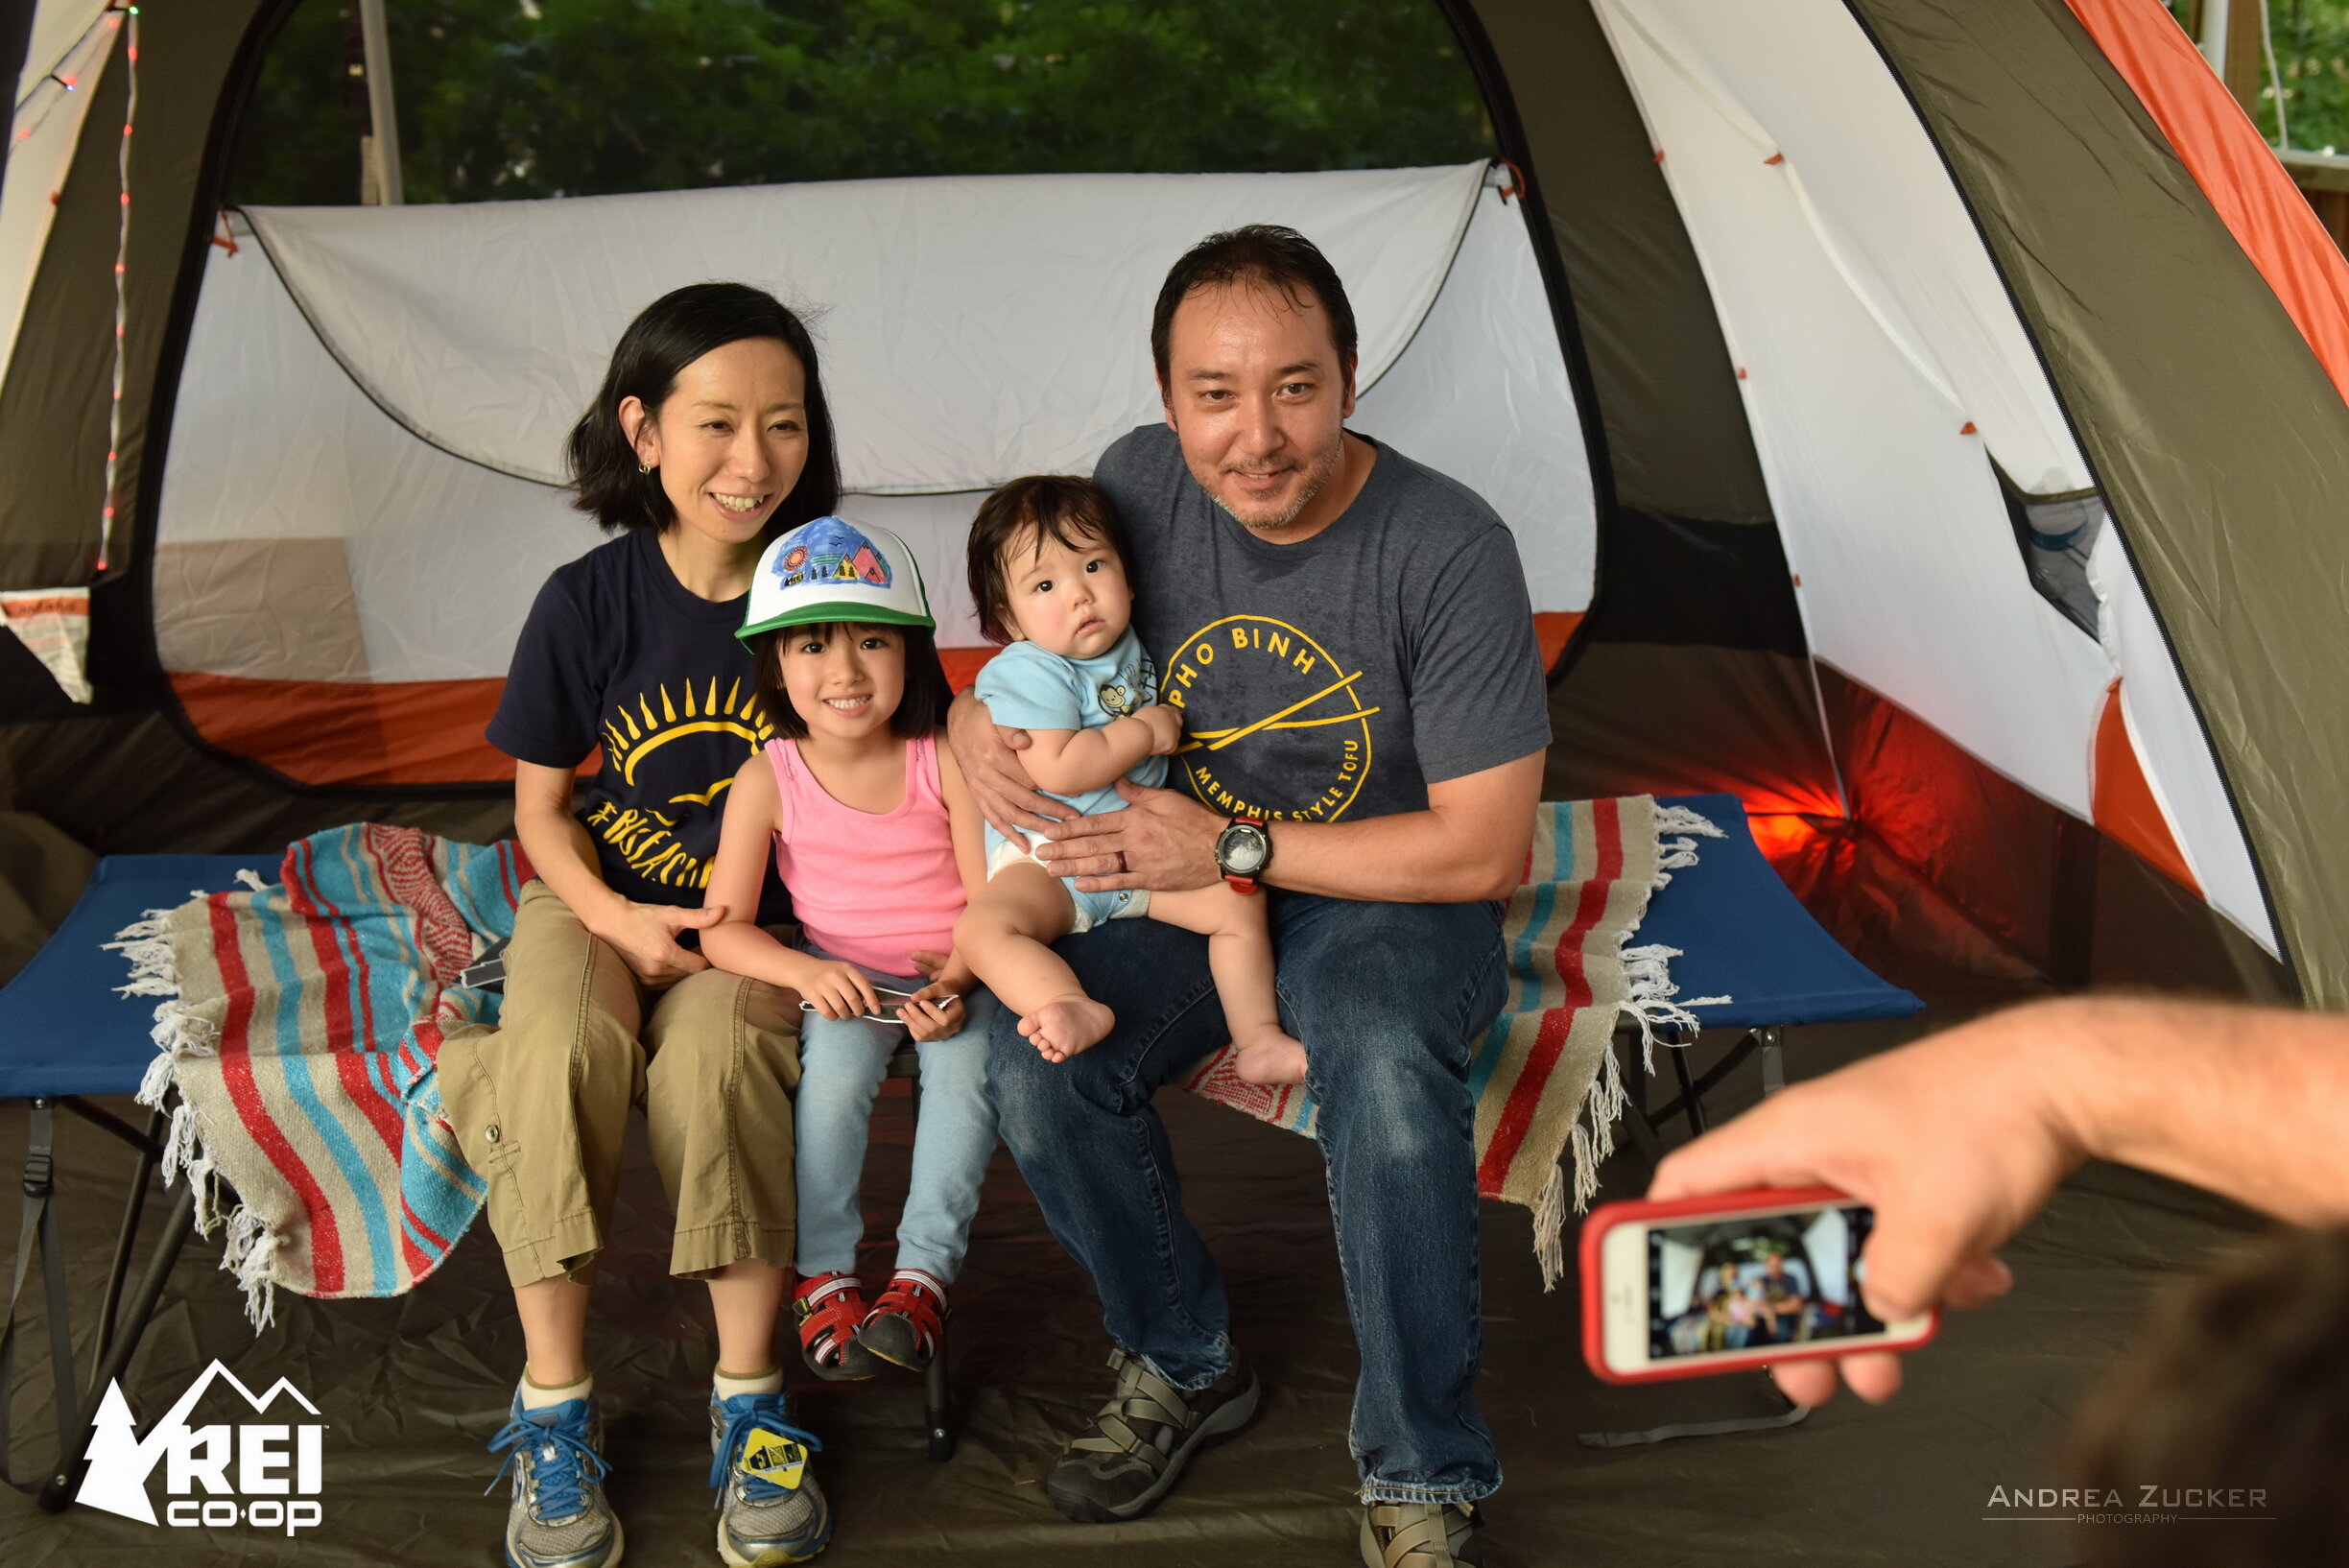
[3,0,2346,1006]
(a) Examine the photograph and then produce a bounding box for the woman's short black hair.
[964,474,1138,646]
[567,281,842,534]
[1150,225,1358,389]
[748,621,953,742]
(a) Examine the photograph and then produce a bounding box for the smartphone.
[796,984,937,1024]
[1579,1187,1938,1384]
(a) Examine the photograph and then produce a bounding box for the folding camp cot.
[0,853,278,1511]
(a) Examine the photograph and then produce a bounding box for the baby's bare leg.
[1147,884,1308,1085]
[954,862,1115,1062]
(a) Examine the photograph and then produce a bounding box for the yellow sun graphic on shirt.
[582,677,773,888]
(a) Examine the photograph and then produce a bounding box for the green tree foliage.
[227,0,1496,206]
[2163,0,2349,153]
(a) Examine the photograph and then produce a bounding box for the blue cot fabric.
[0,854,279,1099]
[1646,795,1922,1031]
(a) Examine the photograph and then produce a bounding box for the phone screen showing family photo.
[1647,1205,1885,1360]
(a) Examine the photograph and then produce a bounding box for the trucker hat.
[737,515,935,640]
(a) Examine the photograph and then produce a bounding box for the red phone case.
[1578,1185,1939,1384]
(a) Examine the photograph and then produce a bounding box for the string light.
[97,4,137,574]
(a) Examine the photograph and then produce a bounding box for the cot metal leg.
[39,1179,198,1512]
[1758,1025,1786,1097]
[1666,1043,1708,1136]
[1578,1374,1812,1448]
[924,1320,955,1462]
[87,1105,163,1400]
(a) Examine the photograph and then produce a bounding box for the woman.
[439,282,835,1568]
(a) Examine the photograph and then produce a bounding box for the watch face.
[1220,824,1269,874]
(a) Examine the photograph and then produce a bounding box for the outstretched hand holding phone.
[1645,995,2349,1408]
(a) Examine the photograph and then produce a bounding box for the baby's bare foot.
[1019,994,1117,1061]
[1231,1032,1309,1085]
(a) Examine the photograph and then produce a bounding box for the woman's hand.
[589,900,723,987]
[797,960,884,1022]
[1133,703,1186,756]
[947,690,1074,840]
[897,984,967,1043]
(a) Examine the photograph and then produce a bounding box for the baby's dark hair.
[964,475,1138,645]
[748,621,952,741]
[567,281,841,535]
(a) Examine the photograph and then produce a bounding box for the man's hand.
[1037,779,1222,892]
[1133,703,1186,756]
[1649,1006,2085,1407]
[589,901,722,987]
[946,689,1074,840]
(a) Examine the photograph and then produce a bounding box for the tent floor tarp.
[1,1010,2264,1566]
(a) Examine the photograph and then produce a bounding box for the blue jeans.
[795,951,1000,1282]
[987,893,1507,1505]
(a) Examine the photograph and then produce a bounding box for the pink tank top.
[765,732,963,976]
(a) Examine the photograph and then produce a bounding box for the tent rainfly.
[3,0,2347,1007]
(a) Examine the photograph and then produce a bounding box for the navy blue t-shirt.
[488,528,791,923]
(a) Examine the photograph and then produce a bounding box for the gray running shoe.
[708,1389,831,1565]
[1045,1347,1259,1523]
[486,1392,624,1568]
[1361,1501,1484,1567]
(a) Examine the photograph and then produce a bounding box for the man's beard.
[1210,440,1342,533]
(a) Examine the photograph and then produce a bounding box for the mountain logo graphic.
[78,1360,328,1533]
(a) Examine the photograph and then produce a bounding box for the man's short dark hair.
[964,475,1138,646]
[1150,225,1359,390]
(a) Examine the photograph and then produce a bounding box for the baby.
[952,475,1307,1084]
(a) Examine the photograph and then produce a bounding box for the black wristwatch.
[1215,814,1271,895]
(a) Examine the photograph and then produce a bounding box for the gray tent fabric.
[1849,0,2349,1006]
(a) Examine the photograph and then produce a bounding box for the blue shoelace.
[486,1401,610,1522]
[709,1392,824,1501]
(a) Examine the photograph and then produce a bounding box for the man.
[951,226,1549,1568]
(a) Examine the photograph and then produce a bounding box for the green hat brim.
[737,602,937,642]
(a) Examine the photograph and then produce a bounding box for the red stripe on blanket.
[290,841,410,1172]
[1476,796,1623,1192]
[208,894,349,1295]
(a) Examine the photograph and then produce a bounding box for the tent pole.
[358,0,403,205]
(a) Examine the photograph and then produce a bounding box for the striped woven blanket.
[1180,796,1725,1285]
[119,800,1720,1321]
[118,824,527,1326]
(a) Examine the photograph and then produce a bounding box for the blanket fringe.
[116,903,281,1331]
[1547,801,1741,1279]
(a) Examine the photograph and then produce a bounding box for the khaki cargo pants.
[438,880,801,1288]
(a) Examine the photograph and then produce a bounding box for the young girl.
[952,475,1307,1083]
[701,516,999,1390]
[443,283,833,1568]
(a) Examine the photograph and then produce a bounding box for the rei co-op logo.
[78,1361,326,1534]
[1161,615,1380,822]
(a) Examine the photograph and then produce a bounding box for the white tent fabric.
[2089,527,2277,949]
[241,163,1492,493]
[1595,0,2118,819]
[157,172,1591,683]
[2,2,118,387]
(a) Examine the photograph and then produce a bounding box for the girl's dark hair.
[749,622,952,742]
[964,475,1138,645]
[567,282,842,535]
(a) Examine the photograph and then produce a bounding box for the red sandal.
[793,1271,880,1381]
[856,1269,947,1371]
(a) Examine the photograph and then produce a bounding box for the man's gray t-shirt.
[1093,423,1550,824]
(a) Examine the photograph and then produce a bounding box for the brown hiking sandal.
[1044,1347,1259,1522]
[1361,1501,1485,1567]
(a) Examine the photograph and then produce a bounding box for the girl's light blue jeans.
[793,947,1000,1283]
